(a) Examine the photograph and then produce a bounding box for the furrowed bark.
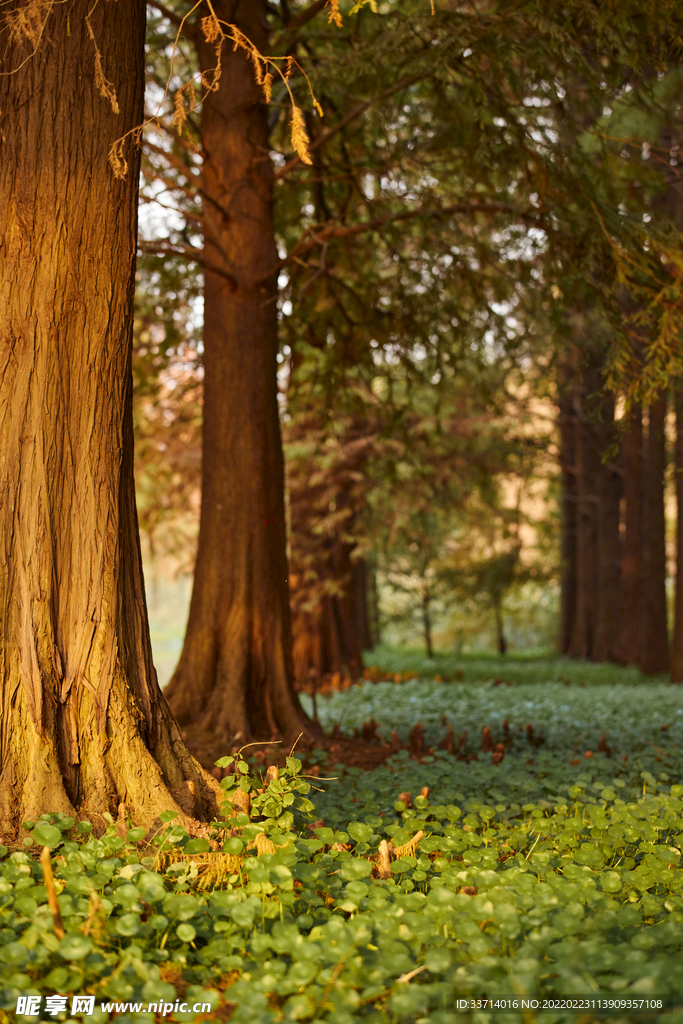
[0,0,221,832]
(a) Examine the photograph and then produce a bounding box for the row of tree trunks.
[612,401,669,673]
[559,363,672,674]
[558,352,622,661]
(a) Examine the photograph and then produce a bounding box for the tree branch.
[274,73,429,180]
[283,200,533,265]
[147,0,196,36]
[138,240,237,289]
[272,0,329,48]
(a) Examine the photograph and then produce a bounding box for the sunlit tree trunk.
[0,0,220,831]
[164,0,313,744]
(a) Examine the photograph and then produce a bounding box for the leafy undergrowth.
[2,673,683,1023]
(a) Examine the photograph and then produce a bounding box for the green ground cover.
[2,652,683,1024]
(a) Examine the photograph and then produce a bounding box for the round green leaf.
[224,837,244,855]
[32,824,63,849]
[177,923,196,943]
[340,857,373,881]
[184,838,211,855]
[116,913,141,936]
[425,947,452,973]
[126,827,147,843]
[142,981,177,1003]
[0,942,29,967]
[232,903,256,927]
[600,870,623,893]
[59,934,93,961]
[348,822,373,844]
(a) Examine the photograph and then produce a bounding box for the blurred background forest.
[132,0,683,690]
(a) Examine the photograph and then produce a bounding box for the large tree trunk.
[673,390,683,681]
[640,398,670,674]
[613,407,645,665]
[164,0,313,744]
[0,0,220,832]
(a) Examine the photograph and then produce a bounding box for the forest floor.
[4,646,683,1022]
[183,646,673,779]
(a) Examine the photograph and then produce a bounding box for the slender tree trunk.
[0,0,220,832]
[640,398,669,674]
[592,393,622,661]
[368,565,381,648]
[558,387,578,654]
[673,390,683,681]
[164,0,313,744]
[567,368,600,659]
[352,559,374,652]
[494,600,507,655]
[421,585,434,659]
[613,407,645,664]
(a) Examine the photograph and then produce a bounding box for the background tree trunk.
[560,348,621,662]
[673,390,683,681]
[567,362,601,658]
[558,387,578,654]
[592,393,622,661]
[421,584,434,659]
[0,0,219,832]
[640,398,670,674]
[613,407,645,665]
[291,549,370,684]
[494,600,507,655]
[164,0,313,744]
